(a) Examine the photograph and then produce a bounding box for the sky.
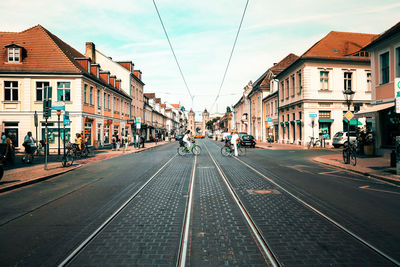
[1,0,400,115]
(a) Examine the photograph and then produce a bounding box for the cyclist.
[183,130,192,152]
[230,129,239,157]
[75,133,82,151]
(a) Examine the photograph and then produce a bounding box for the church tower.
[202,108,209,136]
[188,109,195,135]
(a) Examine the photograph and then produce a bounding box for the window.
[4,81,18,101]
[57,82,71,101]
[344,72,352,91]
[291,75,295,96]
[84,84,87,104]
[292,113,295,120]
[90,86,93,105]
[280,81,284,100]
[286,79,289,98]
[8,48,20,62]
[108,94,110,110]
[97,89,100,108]
[36,82,49,101]
[367,73,372,92]
[396,47,400,78]
[320,71,329,90]
[380,52,389,84]
[299,111,302,120]
[319,110,331,119]
[104,92,106,108]
[114,97,116,111]
[297,71,302,93]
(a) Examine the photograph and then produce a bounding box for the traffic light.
[43,86,52,119]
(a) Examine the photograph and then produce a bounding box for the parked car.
[240,135,256,147]
[332,131,357,148]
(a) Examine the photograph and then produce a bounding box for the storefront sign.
[309,113,317,118]
[395,78,400,114]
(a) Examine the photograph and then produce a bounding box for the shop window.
[84,122,92,145]
[41,123,70,144]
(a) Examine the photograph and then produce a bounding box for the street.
[0,139,399,266]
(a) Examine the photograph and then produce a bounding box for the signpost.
[309,113,317,139]
[136,117,141,130]
[43,86,52,170]
[34,111,38,147]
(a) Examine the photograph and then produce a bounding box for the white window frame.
[344,71,353,91]
[320,71,329,90]
[57,81,71,102]
[8,47,20,62]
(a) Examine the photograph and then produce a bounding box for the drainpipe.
[249,96,252,136]
[275,79,280,143]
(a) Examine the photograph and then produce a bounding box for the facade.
[263,91,278,141]
[87,43,145,138]
[356,21,400,149]
[143,93,168,140]
[187,108,209,136]
[275,31,378,146]
[233,81,253,134]
[0,25,131,149]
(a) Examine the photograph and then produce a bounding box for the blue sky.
[1,0,400,114]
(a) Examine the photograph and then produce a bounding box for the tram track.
[206,139,400,266]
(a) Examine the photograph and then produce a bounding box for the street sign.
[344,111,354,121]
[309,113,317,118]
[267,117,272,122]
[34,111,38,127]
[63,119,71,126]
[51,106,65,111]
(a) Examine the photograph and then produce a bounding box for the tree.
[226,106,232,113]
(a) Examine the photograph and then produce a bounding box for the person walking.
[140,134,145,148]
[75,133,82,151]
[111,134,116,151]
[230,129,239,157]
[135,132,140,149]
[5,133,15,165]
[1,132,6,144]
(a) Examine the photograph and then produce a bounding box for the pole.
[58,113,61,155]
[45,117,48,170]
[35,111,38,147]
[63,123,66,159]
[347,102,351,164]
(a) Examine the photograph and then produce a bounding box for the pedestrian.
[23,131,36,163]
[1,132,6,144]
[112,134,116,151]
[116,133,120,151]
[75,133,82,151]
[140,134,145,148]
[135,132,140,149]
[5,133,15,165]
[230,129,239,157]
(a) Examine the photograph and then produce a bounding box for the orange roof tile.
[144,93,155,98]
[269,53,299,75]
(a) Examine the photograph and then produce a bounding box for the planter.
[364,144,374,156]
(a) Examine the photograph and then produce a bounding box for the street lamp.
[343,87,355,164]
[56,110,61,155]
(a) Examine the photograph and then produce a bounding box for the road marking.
[359,185,400,195]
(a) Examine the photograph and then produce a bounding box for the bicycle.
[342,141,357,166]
[307,137,321,149]
[221,141,245,157]
[177,140,201,156]
[61,142,74,167]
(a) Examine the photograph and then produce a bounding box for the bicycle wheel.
[221,146,231,157]
[192,145,201,155]
[350,152,356,166]
[342,149,348,164]
[177,147,186,156]
[238,147,246,156]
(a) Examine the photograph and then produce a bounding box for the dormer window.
[8,47,20,62]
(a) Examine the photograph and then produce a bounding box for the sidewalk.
[256,142,308,150]
[313,153,400,185]
[0,141,170,193]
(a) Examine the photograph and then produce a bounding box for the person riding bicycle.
[183,130,192,152]
[75,133,82,151]
[23,131,36,163]
[230,129,239,157]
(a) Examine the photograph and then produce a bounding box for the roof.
[363,21,400,50]
[301,31,377,59]
[144,93,155,98]
[276,31,378,79]
[0,25,131,99]
[0,25,84,73]
[171,104,180,108]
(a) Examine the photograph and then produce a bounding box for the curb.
[0,141,171,193]
[312,157,400,186]
[0,164,82,193]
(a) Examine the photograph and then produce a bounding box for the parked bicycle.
[307,136,321,149]
[61,142,75,167]
[342,141,357,166]
[221,141,245,157]
[177,140,201,156]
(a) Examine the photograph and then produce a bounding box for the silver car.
[332,131,357,148]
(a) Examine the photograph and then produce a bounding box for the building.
[187,108,209,136]
[0,25,131,149]
[232,81,253,134]
[86,43,145,138]
[275,31,378,146]
[355,21,400,150]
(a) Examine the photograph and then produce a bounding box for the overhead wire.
[210,0,249,113]
[152,0,194,107]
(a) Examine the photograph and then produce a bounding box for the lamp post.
[56,110,61,155]
[343,87,355,164]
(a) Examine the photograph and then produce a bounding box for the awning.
[319,119,334,123]
[296,120,301,124]
[344,119,363,126]
[353,102,394,118]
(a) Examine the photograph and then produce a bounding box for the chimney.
[85,42,96,63]
[116,79,121,89]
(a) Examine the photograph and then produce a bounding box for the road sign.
[52,106,65,111]
[127,119,135,124]
[344,111,354,121]
[309,113,317,118]
[63,119,71,126]
[267,117,272,122]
